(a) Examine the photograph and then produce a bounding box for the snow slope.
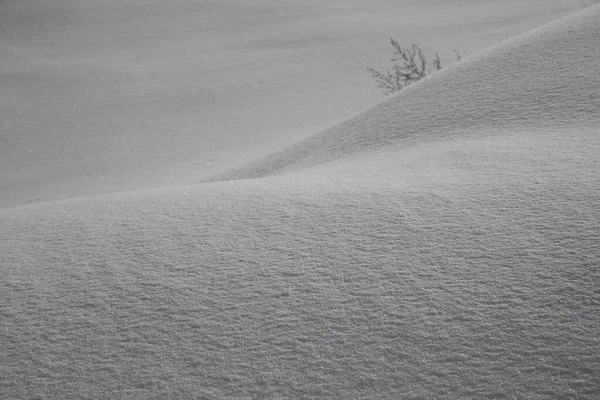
[2,5,600,400]
[0,0,579,209]
[210,6,600,182]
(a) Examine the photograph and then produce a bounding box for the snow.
[0,0,579,209]
[210,7,600,182]
[1,2,600,399]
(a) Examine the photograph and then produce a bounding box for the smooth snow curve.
[210,7,600,182]
[1,5,599,400]
[0,0,578,209]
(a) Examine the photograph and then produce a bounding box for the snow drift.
[211,7,600,182]
[0,0,578,209]
[1,6,599,400]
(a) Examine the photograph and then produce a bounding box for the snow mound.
[212,6,600,182]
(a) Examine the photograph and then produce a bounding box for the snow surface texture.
[0,0,579,209]
[2,4,600,400]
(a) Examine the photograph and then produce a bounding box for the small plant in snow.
[368,38,461,95]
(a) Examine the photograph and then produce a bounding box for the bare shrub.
[368,38,461,95]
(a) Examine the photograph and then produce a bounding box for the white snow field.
[0,0,580,209]
[2,4,600,400]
